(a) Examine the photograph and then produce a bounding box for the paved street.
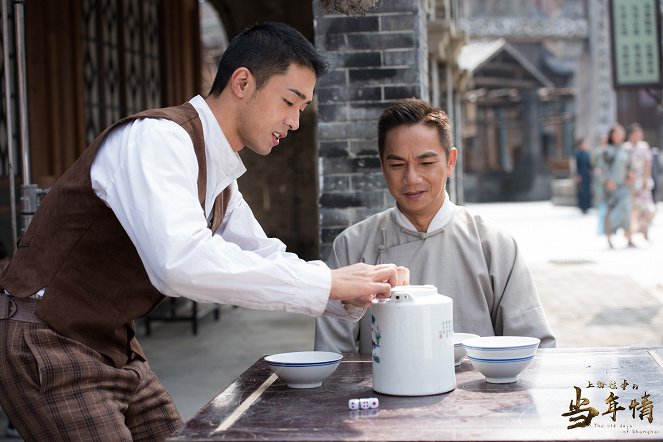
[2,200,662,438]
[465,200,663,349]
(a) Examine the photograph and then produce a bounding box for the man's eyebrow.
[417,151,440,159]
[385,151,440,161]
[288,88,311,104]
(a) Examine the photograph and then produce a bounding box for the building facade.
[0,0,655,261]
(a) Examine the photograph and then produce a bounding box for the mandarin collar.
[394,192,454,233]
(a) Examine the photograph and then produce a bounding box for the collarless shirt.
[90,95,345,318]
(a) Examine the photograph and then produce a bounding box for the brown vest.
[0,103,231,368]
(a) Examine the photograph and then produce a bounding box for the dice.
[348,397,379,410]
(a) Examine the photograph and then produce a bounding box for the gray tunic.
[315,204,556,353]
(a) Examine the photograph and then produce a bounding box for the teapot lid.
[391,284,437,296]
[376,284,452,305]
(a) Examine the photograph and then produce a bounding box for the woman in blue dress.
[594,124,633,248]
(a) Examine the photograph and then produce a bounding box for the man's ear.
[447,147,458,172]
[229,67,252,98]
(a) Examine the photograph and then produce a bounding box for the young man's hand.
[330,263,410,308]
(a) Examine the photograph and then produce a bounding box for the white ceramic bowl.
[462,336,540,360]
[264,351,343,389]
[467,355,534,383]
[453,333,480,366]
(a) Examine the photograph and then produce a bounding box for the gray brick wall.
[313,0,430,260]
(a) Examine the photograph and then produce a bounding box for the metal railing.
[2,0,47,249]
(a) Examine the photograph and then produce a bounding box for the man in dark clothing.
[575,138,593,214]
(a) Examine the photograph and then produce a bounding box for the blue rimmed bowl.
[462,336,540,360]
[463,336,540,383]
[264,351,343,389]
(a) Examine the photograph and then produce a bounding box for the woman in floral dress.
[624,123,656,241]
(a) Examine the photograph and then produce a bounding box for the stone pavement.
[465,200,663,349]
[1,200,662,439]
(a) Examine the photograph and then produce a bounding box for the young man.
[0,22,407,441]
[315,98,555,354]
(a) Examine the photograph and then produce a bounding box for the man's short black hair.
[378,98,453,159]
[209,22,329,96]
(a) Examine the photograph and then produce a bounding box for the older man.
[315,98,556,353]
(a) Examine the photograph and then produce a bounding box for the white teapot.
[371,285,456,396]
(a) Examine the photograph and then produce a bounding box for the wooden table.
[169,347,663,441]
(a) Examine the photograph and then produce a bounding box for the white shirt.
[90,95,354,319]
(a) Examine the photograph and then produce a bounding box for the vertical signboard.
[610,0,662,88]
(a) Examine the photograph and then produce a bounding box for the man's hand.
[329,263,410,308]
